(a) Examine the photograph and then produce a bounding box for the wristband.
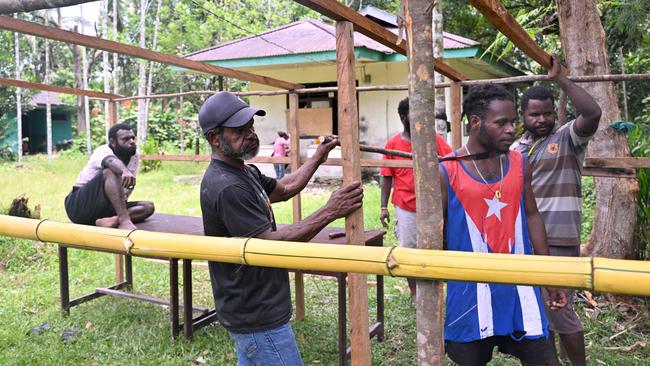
[381,207,388,210]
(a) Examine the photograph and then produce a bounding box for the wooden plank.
[0,77,121,100]
[0,16,301,91]
[108,101,118,128]
[450,81,463,149]
[583,167,636,178]
[284,108,333,136]
[468,0,568,73]
[336,21,371,365]
[288,93,306,321]
[294,0,466,81]
[404,0,445,363]
[586,157,650,169]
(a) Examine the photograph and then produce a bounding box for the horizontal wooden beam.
[586,157,650,169]
[0,16,302,90]
[468,0,568,73]
[0,77,122,100]
[293,0,465,81]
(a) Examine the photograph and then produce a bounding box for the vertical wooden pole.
[288,92,305,321]
[404,0,445,364]
[450,81,462,149]
[109,99,123,283]
[336,21,371,365]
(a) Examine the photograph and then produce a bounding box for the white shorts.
[393,206,417,249]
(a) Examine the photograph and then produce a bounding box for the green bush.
[141,136,161,172]
[629,110,650,259]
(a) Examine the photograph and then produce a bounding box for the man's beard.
[219,135,259,161]
[114,143,137,160]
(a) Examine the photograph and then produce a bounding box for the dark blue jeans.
[274,163,285,179]
[229,322,303,366]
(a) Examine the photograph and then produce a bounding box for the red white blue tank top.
[440,150,548,342]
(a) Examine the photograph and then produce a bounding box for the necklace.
[464,145,504,199]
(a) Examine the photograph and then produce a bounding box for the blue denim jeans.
[229,322,303,366]
[274,163,285,179]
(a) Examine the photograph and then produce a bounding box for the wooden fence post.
[404,0,446,364]
[450,81,462,149]
[288,92,305,321]
[336,20,371,365]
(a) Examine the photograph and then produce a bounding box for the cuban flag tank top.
[440,150,548,343]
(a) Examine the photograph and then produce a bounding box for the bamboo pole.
[404,0,445,363]
[450,81,462,149]
[288,92,306,321]
[336,20,371,365]
[0,77,121,100]
[2,215,650,296]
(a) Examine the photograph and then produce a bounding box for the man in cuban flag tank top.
[439,84,567,366]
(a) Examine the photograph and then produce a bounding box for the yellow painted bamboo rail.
[1,215,649,296]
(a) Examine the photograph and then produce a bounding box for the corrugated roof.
[186,19,479,62]
[30,91,66,106]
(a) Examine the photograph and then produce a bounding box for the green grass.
[0,155,648,365]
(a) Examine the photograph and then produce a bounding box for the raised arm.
[101,155,135,189]
[268,136,338,203]
[258,181,363,242]
[548,54,602,137]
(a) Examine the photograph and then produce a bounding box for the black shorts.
[64,172,138,225]
[446,335,553,365]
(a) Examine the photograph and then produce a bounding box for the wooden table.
[57,213,385,365]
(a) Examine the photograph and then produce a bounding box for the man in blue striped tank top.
[439,84,568,365]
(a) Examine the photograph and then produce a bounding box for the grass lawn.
[0,155,648,365]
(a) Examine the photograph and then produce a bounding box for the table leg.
[58,246,70,315]
[183,259,193,340]
[376,274,384,341]
[170,259,179,339]
[338,273,347,366]
[125,255,133,290]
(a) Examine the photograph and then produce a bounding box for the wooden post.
[404,0,446,364]
[109,99,122,283]
[450,81,462,149]
[336,21,371,365]
[288,92,305,321]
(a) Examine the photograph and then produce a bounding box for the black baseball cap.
[198,92,266,134]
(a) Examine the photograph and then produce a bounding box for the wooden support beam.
[0,77,121,100]
[404,0,446,363]
[450,81,463,149]
[0,16,302,91]
[468,0,568,73]
[294,0,465,81]
[586,157,650,169]
[288,93,306,321]
[108,101,118,128]
[336,21,371,365]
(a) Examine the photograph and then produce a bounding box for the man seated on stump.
[199,91,363,366]
[65,123,154,230]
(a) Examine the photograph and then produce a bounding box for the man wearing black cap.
[199,92,364,365]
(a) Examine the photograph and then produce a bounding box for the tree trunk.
[112,0,120,122]
[136,0,148,145]
[0,0,96,14]
[557,0,639,259]
[432,0,447,137]
[80,4,92,155]
[404,0,445,364]
[144,0,162,126]
[44,12,52,162]
[102,0,110,143]
[14,13,23,163]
